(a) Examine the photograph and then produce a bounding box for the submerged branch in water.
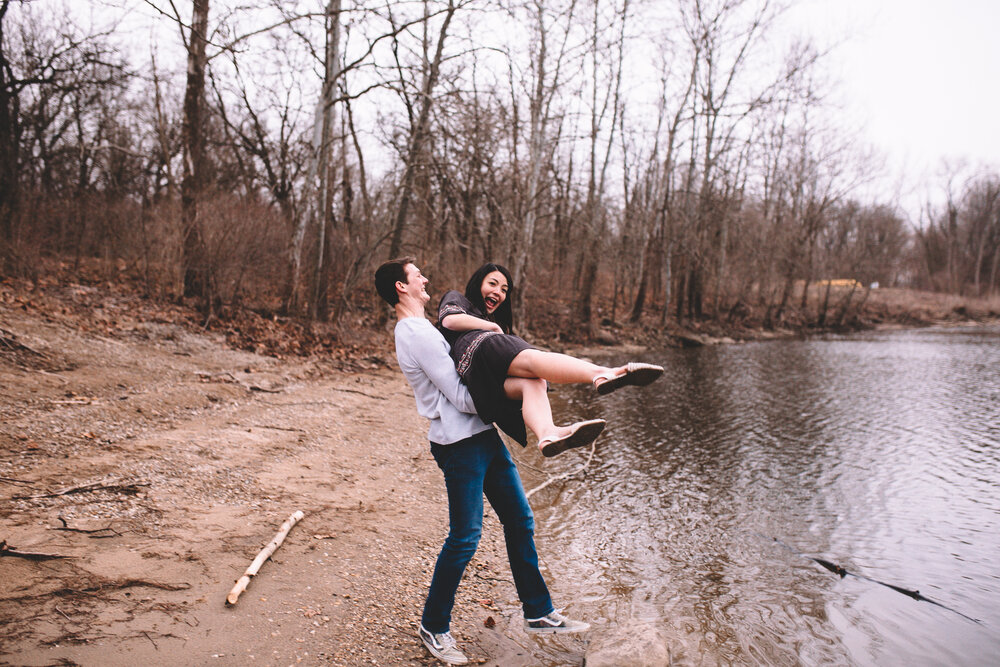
[524,440,597,500]
[756,532,982,625]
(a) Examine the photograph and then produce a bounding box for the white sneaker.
[419,624,469,665]
[524,610,591,634]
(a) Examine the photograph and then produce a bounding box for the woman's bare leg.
[504,377,608,456]
[503,377,565,442]
[507,349,624,385]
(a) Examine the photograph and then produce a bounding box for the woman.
[438,262,663,457]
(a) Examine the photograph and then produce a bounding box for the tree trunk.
[387,0,456,260]
[946,202,958,294]
[659,242,673,326]
[286,0,342,316]
[509,0,565,324]
[800,277,811,310]
[817,280,832,327]
[311,0,342,320]
[572,0,626,331]
[688,266,703,319]
[180,0,210,303]
[771,270,794,325]
[834,284,857,327]
[0,0,21,250]
[630,234,654,322]
[675,262,686,324]
[973,230,986,296]
[989,244,1000,297]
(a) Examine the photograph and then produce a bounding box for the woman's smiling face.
[480,270,509,314]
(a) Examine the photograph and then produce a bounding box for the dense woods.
[1,0,998,338]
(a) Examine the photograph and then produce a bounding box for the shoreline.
[3,279,998,665]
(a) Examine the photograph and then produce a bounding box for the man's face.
[401,263,430,304]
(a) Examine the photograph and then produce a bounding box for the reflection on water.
[531,325,1000,666]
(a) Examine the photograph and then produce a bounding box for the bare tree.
[680,0,780,321]
[917,170,1000,297]
[0,1,129,273]
[573,0,628,330]
[0,0,18,252]
[386,0,460,260]
[629,52,697,323]
[963,176,1000,296]
[310,0,343,319]
[180,0,211,303]
[505,0,581,324]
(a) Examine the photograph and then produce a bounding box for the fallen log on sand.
[226,510,304,606]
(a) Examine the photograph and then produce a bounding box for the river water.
[529,325,1000,666]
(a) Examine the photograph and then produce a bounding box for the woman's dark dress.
[437,290,533,446]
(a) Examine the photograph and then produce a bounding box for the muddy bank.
[0,289,587,666]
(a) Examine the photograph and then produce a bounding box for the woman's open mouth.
[485,296,499,311]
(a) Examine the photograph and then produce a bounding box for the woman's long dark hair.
[464,262,514,334]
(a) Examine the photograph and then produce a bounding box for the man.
[374,257,590,665]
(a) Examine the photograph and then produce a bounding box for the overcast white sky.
[81,0,999,220]
[783,0,1000,217]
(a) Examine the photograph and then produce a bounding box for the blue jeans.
[421,428,554,633]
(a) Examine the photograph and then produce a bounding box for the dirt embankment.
[1,282,585,666]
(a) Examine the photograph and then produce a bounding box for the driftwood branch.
[6,578,190,604]
[1,327,48,357]
[235,424,306,433]
[226,510,305,606]
[331,388,388,400]
[525,440,598,500]
[1,539,75,561]
[196,371,281,393]
[14,477,149,500]
[55,516,122,537]
[248,385,281,393]
[51,397,98,405]
[0,476,35,486]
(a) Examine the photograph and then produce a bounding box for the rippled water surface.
[534,325,1000,666]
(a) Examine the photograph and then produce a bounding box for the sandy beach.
[1,283,589,666]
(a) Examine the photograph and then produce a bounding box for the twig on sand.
[233,423,305,433]
[1,327,48,357]
[143,630,159,650]
[226,510,305,606]
[14,477,149,500]
[0,540,75,561]
[55,516,123,537]
[0,476,35,486]
[525,440,598,500]
[331,387,388,400]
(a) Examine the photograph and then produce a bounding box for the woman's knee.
[504,376,545,400]
[508,349,543,377]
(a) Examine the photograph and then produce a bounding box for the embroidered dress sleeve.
[438,290,477,321]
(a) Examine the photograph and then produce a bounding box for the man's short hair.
[374,257,416,306]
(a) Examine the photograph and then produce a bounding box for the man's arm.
[405,324,478,415]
